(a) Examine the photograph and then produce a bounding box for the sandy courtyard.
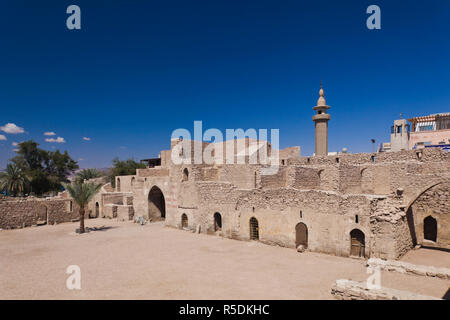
[0,219,448,300]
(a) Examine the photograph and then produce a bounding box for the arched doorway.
[214,212,222,231]
[95,202,99,218]
[148,186,166,220]
[181,213,188,228]
[350,229,365,258]
[182,168,189,182]
[423,216,437,242]
[249,217,259,240]
[295,223,308,248]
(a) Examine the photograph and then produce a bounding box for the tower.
[312,82,331,156]
[390,118,410,151]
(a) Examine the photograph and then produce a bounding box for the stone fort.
[88,85,450,260]
[1,86,448,262]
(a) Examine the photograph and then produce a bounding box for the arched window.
[181,213,188,228]
[249,217,259,240]
[214,212,222,231]
[182,168,189,182]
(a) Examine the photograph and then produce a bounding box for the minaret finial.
[317,82,326,105]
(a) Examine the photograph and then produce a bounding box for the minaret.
[312,82,331,156]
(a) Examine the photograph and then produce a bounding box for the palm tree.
[75,168,102,182]
[0,163,28,196]
[63,181,102,233]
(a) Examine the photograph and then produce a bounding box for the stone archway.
[424,216,437,242]
[350,229,365,258]
[405,181,449,248]
[295,222,308,248]
[148,186,166,220]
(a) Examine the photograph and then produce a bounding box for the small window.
[69,201,73,212]
[371,155,376,163]
[355,215,359,223]
[281,159,285,165]
[300,210,303,219]
[335,158,340,163]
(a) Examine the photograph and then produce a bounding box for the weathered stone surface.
[331,279,440,300]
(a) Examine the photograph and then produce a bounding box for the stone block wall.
[0,197,80,229]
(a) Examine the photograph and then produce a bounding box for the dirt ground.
[0,220,448,300]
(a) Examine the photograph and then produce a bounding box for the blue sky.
[1,0,449,169]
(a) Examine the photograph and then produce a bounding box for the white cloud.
[12,142,18,146]
[82,137,91,141]
[45,137,66,143]
[0,135,6,141]
[78,158,84,161]
[0,123,24,134]
[44,131,56,136]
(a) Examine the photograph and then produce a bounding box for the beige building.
[84,86,449,261]
[408,113,450,150]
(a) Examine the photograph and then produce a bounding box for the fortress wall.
[289,148,448,166]
[0,198,79,229]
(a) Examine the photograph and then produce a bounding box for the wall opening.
[249,217,259,240]
[69,200,73,212]
[95,202,99,218]
[181,213,188,228]
[182,168,189,182]
[355,215,359,223]
[117,178,121,192]
[131,177,135,188]
[295,222,308,248]
[350,229,365,258]
[299,210,303,219]
[148,186,166,220]
[214,212,222,231]
[423,216,437,242]
[335,157,340,163]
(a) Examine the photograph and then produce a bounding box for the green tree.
[9,140,79,195]
[109,157,146,187]
[0,164,29,196]
[63,181,102,234]
[76,168,102,182]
